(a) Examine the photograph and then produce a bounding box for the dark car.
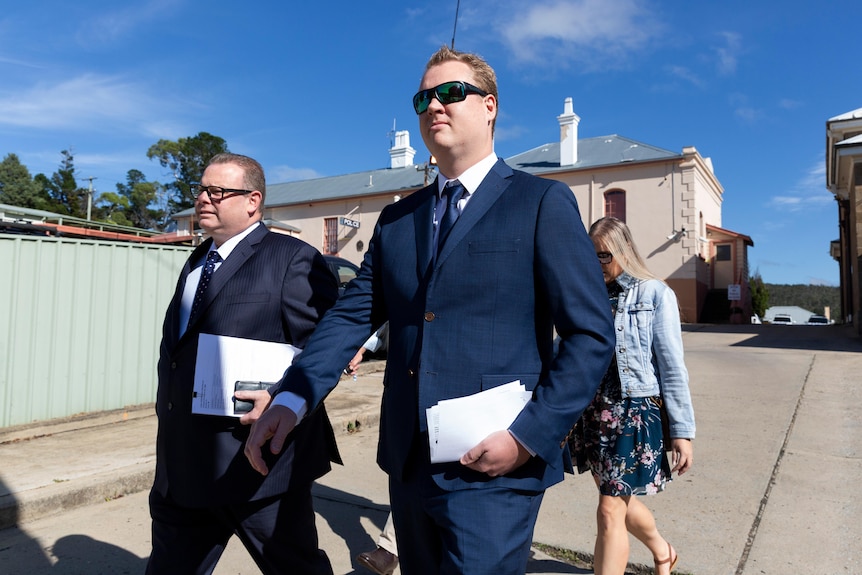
[323,255,360,296]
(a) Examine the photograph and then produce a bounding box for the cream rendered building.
[826,107,862,333]
[174,100,753,323]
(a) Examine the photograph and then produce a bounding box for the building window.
[716,244,731,261]
[324,217,338,255]
[604,190,626,222]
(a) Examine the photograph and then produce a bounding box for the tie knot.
[443,181,465,205]
[206,251,222,264]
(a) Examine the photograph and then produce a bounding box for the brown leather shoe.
[356,546,398,575]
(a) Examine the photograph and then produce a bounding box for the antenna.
[451,0,461,49]
[387,118,396,147]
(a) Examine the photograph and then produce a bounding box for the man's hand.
[244,405,298,476]
[234,389,273,425]
[345,348,367,375]
[460,430,532,477]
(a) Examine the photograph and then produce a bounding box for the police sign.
[340,217,360,229]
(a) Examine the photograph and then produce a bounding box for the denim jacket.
[613,272,696,439]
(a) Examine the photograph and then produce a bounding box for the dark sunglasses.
[190,184,254,201]
[596,252,614,264]
[412,81,489,114]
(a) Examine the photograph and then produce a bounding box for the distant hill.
[764,284,840,318]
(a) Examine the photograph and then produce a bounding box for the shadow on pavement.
[683,323,862,352]
[1,474,145,574]
[312,482,592,575]
[313,483,388,575]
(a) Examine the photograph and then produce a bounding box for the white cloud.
[778,98,802,110]
[268,165,324,184]
[75,0,184,46]
[768,161,832,211]
[714,31,742,75]
[495,0,663,69]
[667,65,704,88]
[0,74,195,138]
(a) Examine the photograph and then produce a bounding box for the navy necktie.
[188,251,222,328]
[436,181,466,256]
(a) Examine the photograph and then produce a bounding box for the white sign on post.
[727,284,741,300]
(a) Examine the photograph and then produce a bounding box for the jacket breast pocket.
[628,302,655,362]
[224,293,270,305]
[468,239,521,254]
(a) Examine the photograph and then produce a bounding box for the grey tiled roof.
[506,134,679,175]
[266,164,433,206]
[175,134,679,215]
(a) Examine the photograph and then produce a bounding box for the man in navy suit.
[247,46,614,574]
[147,153,340,574]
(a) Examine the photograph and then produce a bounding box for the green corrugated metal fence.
[0,234,192,428]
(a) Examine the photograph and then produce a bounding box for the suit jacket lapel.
[413,183,438,277]
[435,159,513,266]
[166,241,210,349]
[184,224,269,335]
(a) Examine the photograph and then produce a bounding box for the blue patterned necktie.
[188,250,222,328]
[436,181,466,256]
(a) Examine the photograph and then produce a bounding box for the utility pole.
[85,176,97,221]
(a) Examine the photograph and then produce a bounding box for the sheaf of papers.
[426,380,532,463]
[192,333,301,417]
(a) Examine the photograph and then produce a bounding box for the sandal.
[654,542,678,574]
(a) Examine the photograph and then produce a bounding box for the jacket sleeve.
[508,181,615,464]
[652,285,696,439]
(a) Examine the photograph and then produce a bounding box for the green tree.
[749,272,769,318]
[98,169,166,230]
[147,132,228,214]
[36,150,90,218]
[0,153,52,210]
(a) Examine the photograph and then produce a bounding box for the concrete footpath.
[0,324,860,574]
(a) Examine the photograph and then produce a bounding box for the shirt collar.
[209,221,261,261]
[436,152,498,198]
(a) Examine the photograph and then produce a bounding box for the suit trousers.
[388,437,544,575]
[146,483,333,575]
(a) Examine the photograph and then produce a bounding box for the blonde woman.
[569,217,696,575]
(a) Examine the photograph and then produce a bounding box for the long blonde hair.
[589,217,658,282]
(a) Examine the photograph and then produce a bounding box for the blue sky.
[1,0,859,286]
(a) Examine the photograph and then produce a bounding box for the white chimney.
[389,130,416,168]
[557,97,580,166]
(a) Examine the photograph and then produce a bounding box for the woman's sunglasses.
[412,81,489,114]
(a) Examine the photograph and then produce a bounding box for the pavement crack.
[734,353,814,575]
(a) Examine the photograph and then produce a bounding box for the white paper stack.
[426,380,532,463]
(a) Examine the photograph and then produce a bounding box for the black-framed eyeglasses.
[596,251,614,264]
[412,81,489,115]
[190,184,254,201]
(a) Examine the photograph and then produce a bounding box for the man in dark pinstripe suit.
[147,153,340,575]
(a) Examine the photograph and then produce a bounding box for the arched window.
[604,190,626,222]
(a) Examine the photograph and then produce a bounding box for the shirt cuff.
[271,391,308,421]
[508,429,536,457]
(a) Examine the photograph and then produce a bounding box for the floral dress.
[568,280,672,496]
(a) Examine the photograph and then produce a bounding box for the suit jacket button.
[408,369,415,377]
[167,402,173,411]
[424,312,435,321]
[171,362,177,369]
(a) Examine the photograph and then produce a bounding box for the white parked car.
[771,314,793,325]
[806,315,832,325]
